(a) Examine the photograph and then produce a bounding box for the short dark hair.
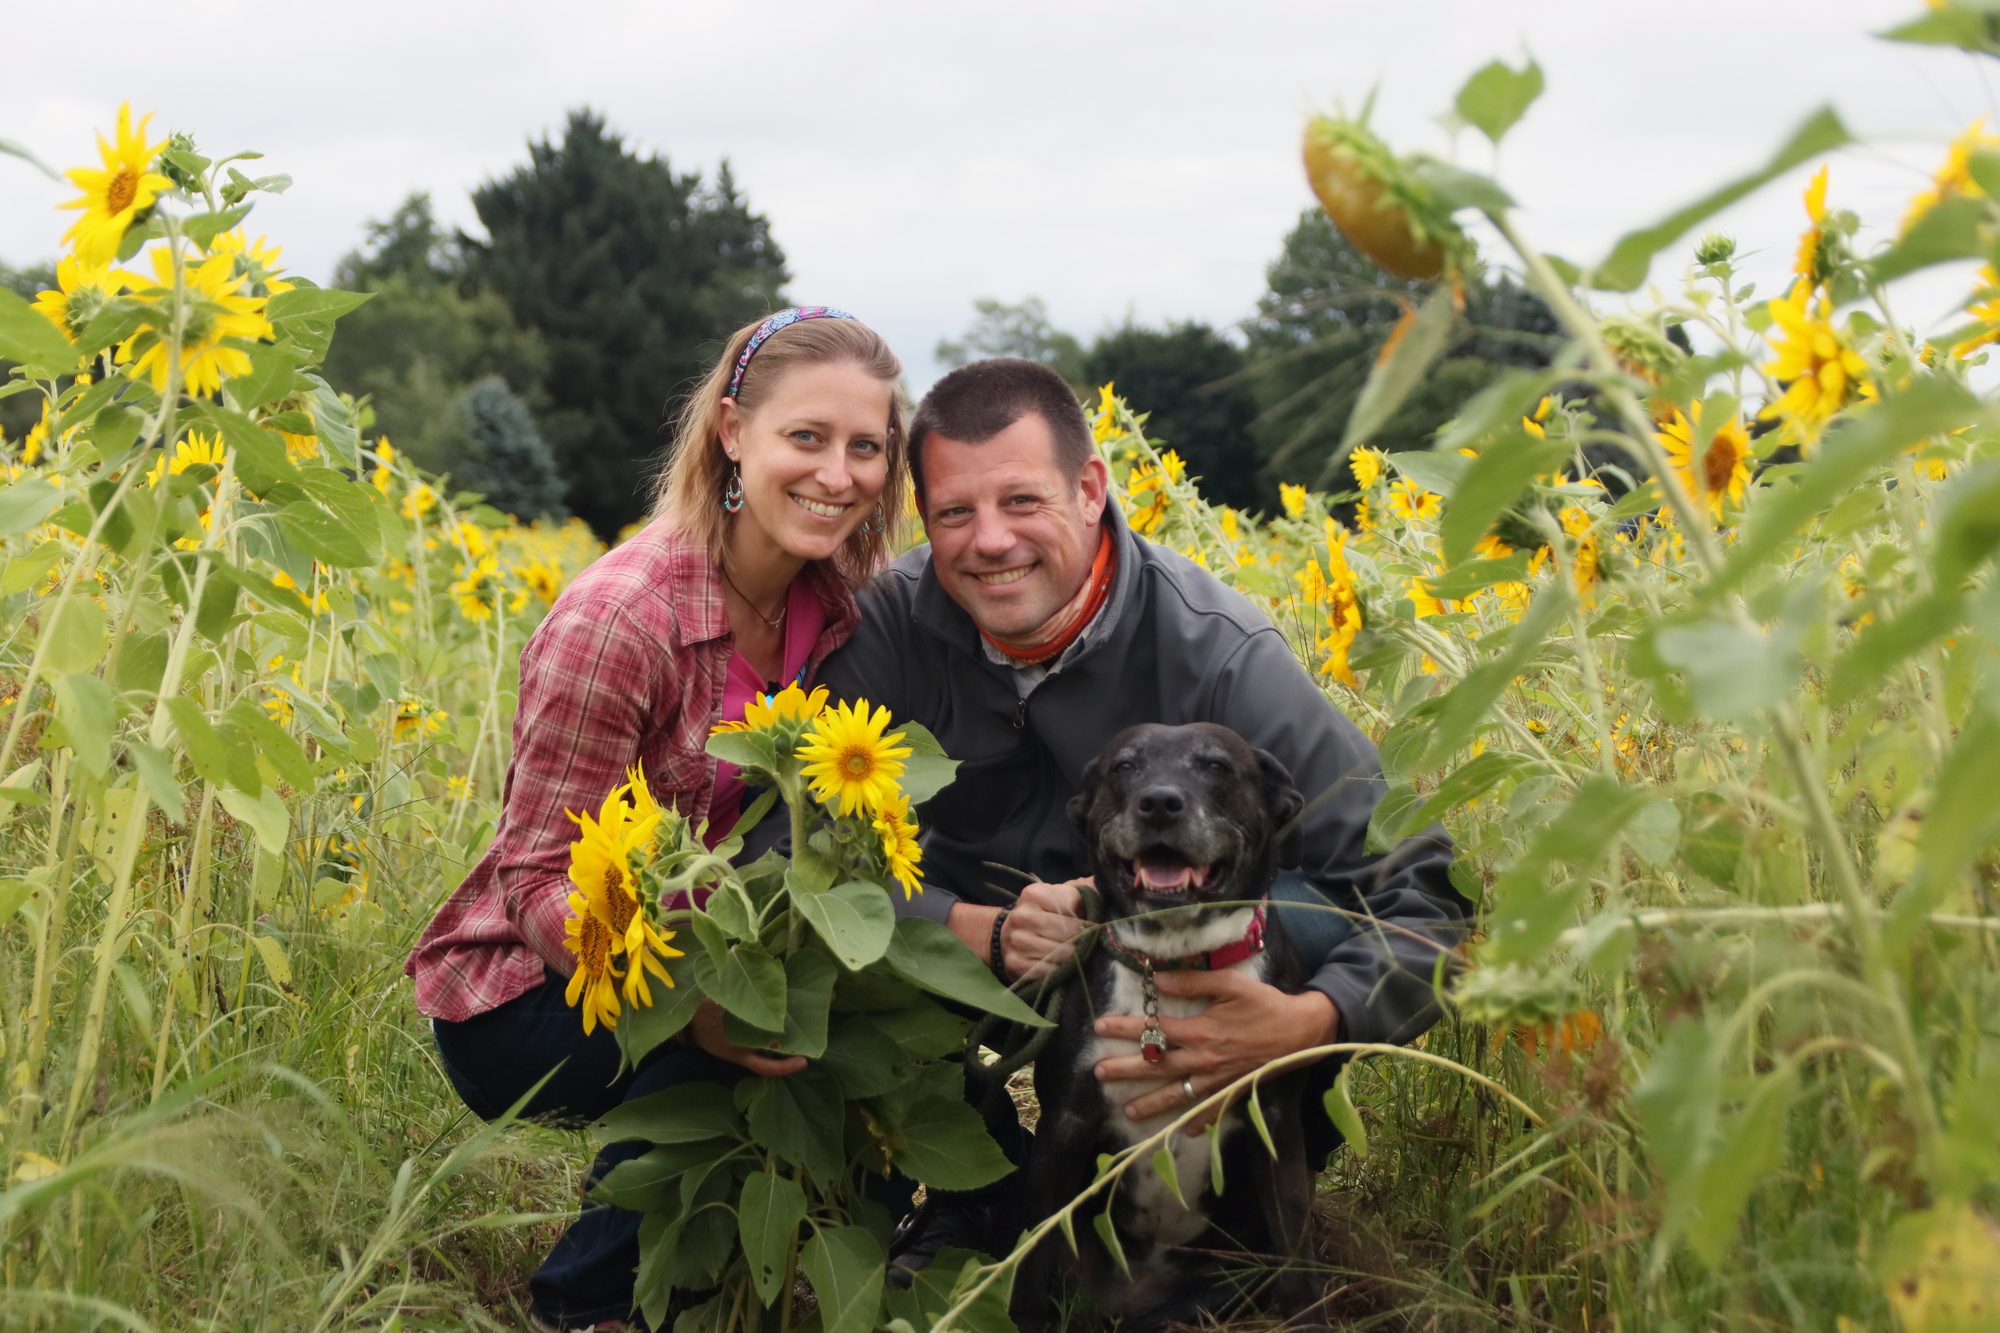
[908,358,1093,506]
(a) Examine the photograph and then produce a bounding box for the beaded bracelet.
[989,908,1013,979]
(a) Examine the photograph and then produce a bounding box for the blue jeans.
[432,967,744,1328]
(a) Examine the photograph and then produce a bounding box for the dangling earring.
[723,463,744,514]
[860,503,884,535]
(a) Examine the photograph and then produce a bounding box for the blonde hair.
[654,314,908,584]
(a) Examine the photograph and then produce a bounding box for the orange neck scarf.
[979,525,1116,667]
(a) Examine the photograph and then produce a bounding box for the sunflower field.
[7,5,2000,1330]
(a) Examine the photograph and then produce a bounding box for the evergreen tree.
[1244,210,1562,488]
[466,110,789,537]
[444,376,568,521]
[1081,322,1262,511]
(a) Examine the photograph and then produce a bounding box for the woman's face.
[718,360,894,565]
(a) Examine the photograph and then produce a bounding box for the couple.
[404,307,1465,1331]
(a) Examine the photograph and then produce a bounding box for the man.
[816,357,1464,1259]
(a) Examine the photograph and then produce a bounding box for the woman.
[405,308,908,1332]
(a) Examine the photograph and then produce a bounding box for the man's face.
[922,413,1110,640]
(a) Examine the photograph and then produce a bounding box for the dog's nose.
[1136,786,1185,823]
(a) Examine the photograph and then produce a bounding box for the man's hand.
[944,878,1090,980]
[1092,970,1340,1133]
[1005,878,1090,979]
[686,998,807,1077]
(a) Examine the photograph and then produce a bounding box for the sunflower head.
[117,246,274,397]
[798,698,913,817]
[872,792,924,899]
[59,103,173,266]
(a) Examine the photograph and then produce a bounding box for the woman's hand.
[685,998,807,1077]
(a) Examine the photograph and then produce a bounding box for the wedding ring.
[1181,1078,1197,1103]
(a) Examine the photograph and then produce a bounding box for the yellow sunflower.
[1952,263,2000,359]
[799,698,912,816]
[1760,286,1867,445]
[563,896,624,1035]
[712,683,829,739]
[450,556,501,622]
[1387,478,1441,523]
[1353,498,1376,535]
[1317,529,1363,687]
[31,257,130,346]
[1408,576,1453,618]
[873,792,924,899]
[1279,482,1309,518]
[59,103,173,266]
[1901,119,2000,236]
[518,558,564,605]
[144,431,228,487]
[1794,165,1831,285]
[1092,382,1120,445]
[204,230,295,299]
[568,790,679,1009]
[1656,404,1751,518]
[1348,447,1385,491]
[118,246,274,397]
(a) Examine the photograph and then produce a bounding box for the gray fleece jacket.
[816,503,1466,1048]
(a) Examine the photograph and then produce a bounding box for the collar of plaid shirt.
[405,520,860,1022]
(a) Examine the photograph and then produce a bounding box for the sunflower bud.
[1694,231,1736,266]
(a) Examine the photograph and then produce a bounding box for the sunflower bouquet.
[556,684,1047,1333]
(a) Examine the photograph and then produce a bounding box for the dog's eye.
[1200,757,1231,772]
[1112,759,1136,774]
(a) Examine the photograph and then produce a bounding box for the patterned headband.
[725,306,858,399]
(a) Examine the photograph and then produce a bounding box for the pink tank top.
[706,576,826,849]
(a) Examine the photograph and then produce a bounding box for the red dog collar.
[1100,901,1267,974]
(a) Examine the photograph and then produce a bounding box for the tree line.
[3,107,1564,533]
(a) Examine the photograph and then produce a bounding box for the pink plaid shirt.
[405,519,860,1022]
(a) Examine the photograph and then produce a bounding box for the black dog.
[1011,722,1326,1333]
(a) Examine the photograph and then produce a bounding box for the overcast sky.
[4,1,1995,392]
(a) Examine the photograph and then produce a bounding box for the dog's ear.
[1255,749,1306,869]
[1067,756,1103,831]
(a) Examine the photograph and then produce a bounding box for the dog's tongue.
[1136,855,1209,892]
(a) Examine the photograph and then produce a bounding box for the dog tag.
[1140,1025,1168,1063]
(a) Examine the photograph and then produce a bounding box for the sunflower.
[873,792,924,899]
[59,104,173,266]
[568,790,680,1009]
[1901,119,2000,236]
[799,698,912,816]
[1317,529,1363,687]
[118,246,275,397]
[563,896,624,1035]
[1561,507,1602,608]
[204,230,295,299]
[143,430,228,487]
[517,558,564,605]
[1408,576,1453,618]
[713,682,830,740]
[1656,403,1752,518]
[450,555,500,621]
[1279,482,1309,519]
[1125,457,1181,535]
[1353,498,1376,535]
[1387,478,1441,523]
[1348,447,1385,491]
[392,699,447,743]
[1760,286,1868,445]
[32,257,129,346]
[1952,263,2000,359]
[1092,382,1120,445]
[1794,165,1832,286]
